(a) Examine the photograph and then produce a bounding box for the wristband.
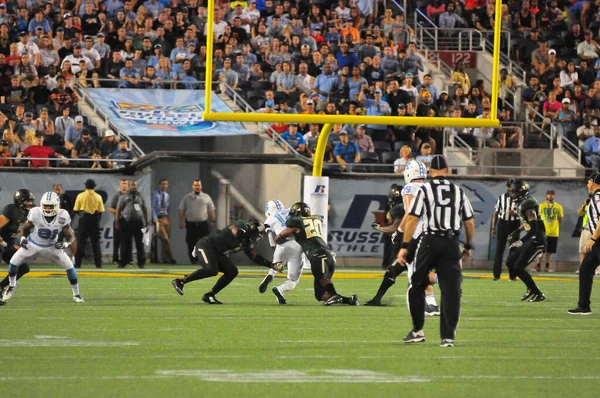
[400,241,410,249]
[592,238,597,242]
[463,243,473,251]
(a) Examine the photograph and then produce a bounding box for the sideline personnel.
[109,179,128,264]
[116,180,148,269]
[179,180,215,264]
[73,179,105,268]
[152,179,176,264]
[399,155,475,348]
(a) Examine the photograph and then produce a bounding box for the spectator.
[71,130,96,167]
[404,42,424,83]
[17,111,36,141]
[20,129,36,151]
[312,62,338,111]
[416,91,438,117]
[578,31,600,60]
[50,75,77,113]
[65,115,86,151]
[119,58,141,88]
[439,2,465,32]
[474,108,501,148]
[584,127,600,170]
[578,118,596,148]
[393,144,412,174]
[557,98,576,141]
[0,140,12,167]
[6,75,27,106]
[336,42,360,69]
[415,143,433,167]
[100,130,119,157]
[543,91,561,121]
[361,88,390,141]
[560,61,579,89]
[400,72,419,110]
[3,130,20,156]
[19,132,66,167]
[280,122,307,154]
[416,74,439,101]
[354,124,374,152]
[334,130,360,170]
[452,60,471,93]
[55,106,74,137]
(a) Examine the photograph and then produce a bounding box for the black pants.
[113,220,121,263]
[0,239,30,289]
[119,218,145,268]
[382,234,393,268]
[75,213,102,268]
[186,221,210,264]
[183,240,239,295]
[408,235,462,340]
[493,220,520,279]
[506,239,545,292]
[578,245,600,310]
[309,248,336,301]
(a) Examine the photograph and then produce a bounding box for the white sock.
[8,275,16,287]
[268,268,277,277]
[277,280,297,294]
[425,293,437,306]
[71,283,80,296]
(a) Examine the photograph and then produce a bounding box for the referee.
[116,180,149,269]
[569,172,600,315]
[73,179,105,269]
[491,178,519,281]
[179,180,215,264]
[399,155,475,348]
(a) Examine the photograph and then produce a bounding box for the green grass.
[1,266,600,398]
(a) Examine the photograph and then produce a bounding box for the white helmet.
[264,199,284,218]
[404,160,428,184]
[40,191,60,217]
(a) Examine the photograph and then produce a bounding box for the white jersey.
[27,207,71,247]
[265,208,292,247]
[402,182,424,239]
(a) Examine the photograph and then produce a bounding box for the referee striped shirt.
[494,192,517,222]
[408,179,474,233]
[586,191,600,234]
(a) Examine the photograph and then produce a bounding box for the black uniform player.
[366,189,408,306]
[171,219,282,304]
[276,202,358,306]
[381,184,401,269]
[0,189,34,305]
[506,180,547,302]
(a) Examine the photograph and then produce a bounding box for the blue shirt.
[120,67,140,79]
[334,141,360,163]
[313,72,339,102]
[366,99,391,130]
[28,19,51,34]
[280,131,306,150]
[584,136,600,162]
[169,47,189,73]
[65,126,85,144]
[336,52,360,69]
[105,0,124,18]
[416,84,439,101]
[152,189,171,220]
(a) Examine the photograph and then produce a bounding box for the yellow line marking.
[19,271,579,282]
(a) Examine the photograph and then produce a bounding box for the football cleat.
[258,275,273,293]
[403,329,425,343]
[365,298,383,306]
[272,287,287,305]
[323,294,343,306]
[0,299,5,306]
[202,294,223,305]
[425,304,440,316]
[73,294,85,303]
[2,285,17,301]
[440,339,454,348]
[171,279,184,296]
[528,292,546,302]
[521,290,535,301]
[567,307,592,315]
[349,294,360,306]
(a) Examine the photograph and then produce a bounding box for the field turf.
[1,266,599,398]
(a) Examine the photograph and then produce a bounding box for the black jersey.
[389,203,405,222]
[517,196,546,237]
[286,215,327,255]
[0,204,26,241]
[205,220,254,255]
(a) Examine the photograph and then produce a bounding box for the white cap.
[562,98,570,104]
[104,129,115,137]
[74,115,84,123]
[548,49,556,55]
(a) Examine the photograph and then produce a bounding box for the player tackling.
[1,191,83,303]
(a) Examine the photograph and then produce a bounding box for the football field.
[1,266,599,398]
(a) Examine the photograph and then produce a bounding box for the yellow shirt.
[539,201,563,237]
[74,189,105,215]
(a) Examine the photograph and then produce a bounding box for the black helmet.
[388,184,403,206]
[289,202,311,217]
[14,189,35,211]
[506,177,516,188]
[509,179,529,201]
[244,219,263,239]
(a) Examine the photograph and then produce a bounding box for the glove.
[509,240,523,250]
[507,231,519,245]
[141,227,147,234]
[54,241,70,250]
[191,248,197,258]
[0,240,6,248]
[391,230,403,245]
[272,262,284,273]
[371,222,381,231]
[275,235,286,245]
[19,237,28,250]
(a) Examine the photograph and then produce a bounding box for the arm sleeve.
[460,190,475,221]
[408,188,425,217]
[73,195,81,212]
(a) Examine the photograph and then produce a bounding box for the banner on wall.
[0,173,151,256]
[327,178,587,261]
[303,176,329,243]
[83,89,250,137]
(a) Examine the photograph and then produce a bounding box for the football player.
[2,192,83,303]
[258,199,309,304]
[380,184,401,270]
[0,189,35,305]
[171,219,283,304]
[276,202,358,306]
[506,180,546,302]
[398,160,440,315]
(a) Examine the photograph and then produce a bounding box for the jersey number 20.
[303,218,323,239]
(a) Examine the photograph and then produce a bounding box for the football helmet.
[264,199,284,218]
[289,202,311,217]
[14,189,35,211]
[40,191,60,217]
[388,184,403,207]
[509,179,529,201]
[403,160,427,184]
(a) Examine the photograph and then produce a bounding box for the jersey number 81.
[38,228,59,240]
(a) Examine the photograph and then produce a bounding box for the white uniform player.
[2,192,84,303]
[258,200,309,304]
[401,160,439,316]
